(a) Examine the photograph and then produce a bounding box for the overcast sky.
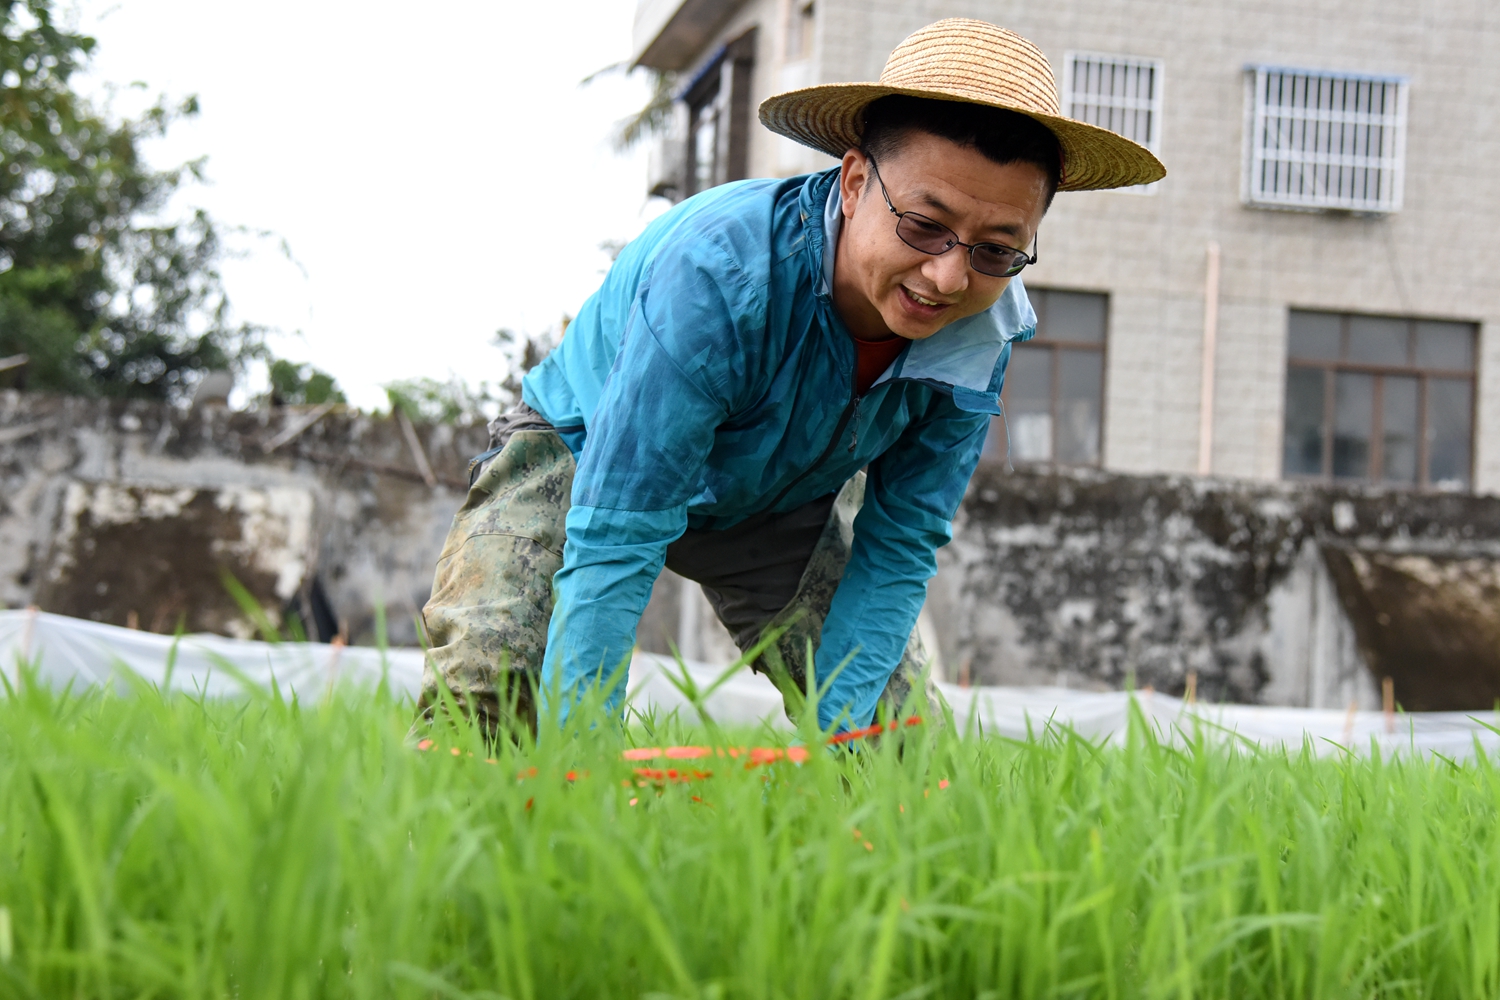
[74,0,661,409]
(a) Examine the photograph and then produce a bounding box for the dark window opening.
[985,289,1108,467]
[682,29,756,199]
[1282,309,1475,489]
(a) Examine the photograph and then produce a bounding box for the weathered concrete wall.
[930,461,1500,711]
[1,391,486,646]
[9,392,1500,710]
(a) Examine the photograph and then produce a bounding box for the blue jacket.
[522,166,1036,728]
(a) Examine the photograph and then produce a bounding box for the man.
[419,19,1164,736]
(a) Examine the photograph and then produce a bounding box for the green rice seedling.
[2,659,1500,999]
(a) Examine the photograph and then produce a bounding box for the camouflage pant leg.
[751,472,945,726]
[417,430,574,738]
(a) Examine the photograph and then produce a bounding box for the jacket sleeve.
[812,392,992,729]
[541,238,760,721]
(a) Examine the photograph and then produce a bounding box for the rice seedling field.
[3,663,1500,1000]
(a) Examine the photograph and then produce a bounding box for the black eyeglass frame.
[864,151,1039,279]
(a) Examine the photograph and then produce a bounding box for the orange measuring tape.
[416,714,924,786]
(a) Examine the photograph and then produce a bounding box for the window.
[786,1,814,62]
[686,79,726,196]
[1063,52,1163,192]
[986,290,1108,466]
[1283,310,1474,488]
[1245,65,1408,213]
[681,29,757,199]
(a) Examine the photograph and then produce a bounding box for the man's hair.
[860,95,1063,207]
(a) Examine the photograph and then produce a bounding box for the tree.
[492,320,562,400]
[0,0,259,401]
[380,319,564,427]
[582,62,675,152]
[383,376,499,427]
[266,358,345,407]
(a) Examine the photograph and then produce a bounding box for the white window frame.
[1243,64,1409,213]
[1062,51,1164,194]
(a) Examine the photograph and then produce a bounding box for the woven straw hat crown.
[759,19,1165,191]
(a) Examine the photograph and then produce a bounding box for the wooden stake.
[261,400,338,454]
[1185,670,1198,704]
[0,420,48,446]
[1382,677,1396,735]
[1342,700,1358,744]
[397,408,438,488]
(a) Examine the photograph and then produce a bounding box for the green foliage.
[379,321,561,426]
[266,357,345,407]
[383,375,498,426]
[0,0,260,401]
[4,669,1500,997]
[490,319,559,399]
[583,61,676,152]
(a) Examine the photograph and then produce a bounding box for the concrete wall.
[937,460,1500,712]
[0,391,487,647]
[11,391,1500,710]
[642,0,1500,490]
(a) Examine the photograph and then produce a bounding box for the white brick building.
[633,0,1500,493]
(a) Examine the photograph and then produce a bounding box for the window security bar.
[1063,52,1164,194]
[1245,65,1409,213]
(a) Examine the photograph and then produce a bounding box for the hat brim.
[759,83,1166,192]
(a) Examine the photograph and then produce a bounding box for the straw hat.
[759,19,1165,191]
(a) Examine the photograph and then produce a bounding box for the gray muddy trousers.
[418,404,939,737]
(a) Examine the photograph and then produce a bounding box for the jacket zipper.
[758,361,860,514]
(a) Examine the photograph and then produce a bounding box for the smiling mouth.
[900,286,950,310]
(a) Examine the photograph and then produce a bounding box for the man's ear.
[839,149,868,220]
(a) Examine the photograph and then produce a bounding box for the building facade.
[633,0,1500,493]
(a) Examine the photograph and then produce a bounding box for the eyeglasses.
[865,151,1038,279]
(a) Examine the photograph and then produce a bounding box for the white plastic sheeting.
[0,609,786,726]
[4,609,1499,757]
[941,685,1500,759]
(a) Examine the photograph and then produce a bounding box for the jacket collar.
[799,168,1036,414]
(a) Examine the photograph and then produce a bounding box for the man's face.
[832,132,1051,341]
